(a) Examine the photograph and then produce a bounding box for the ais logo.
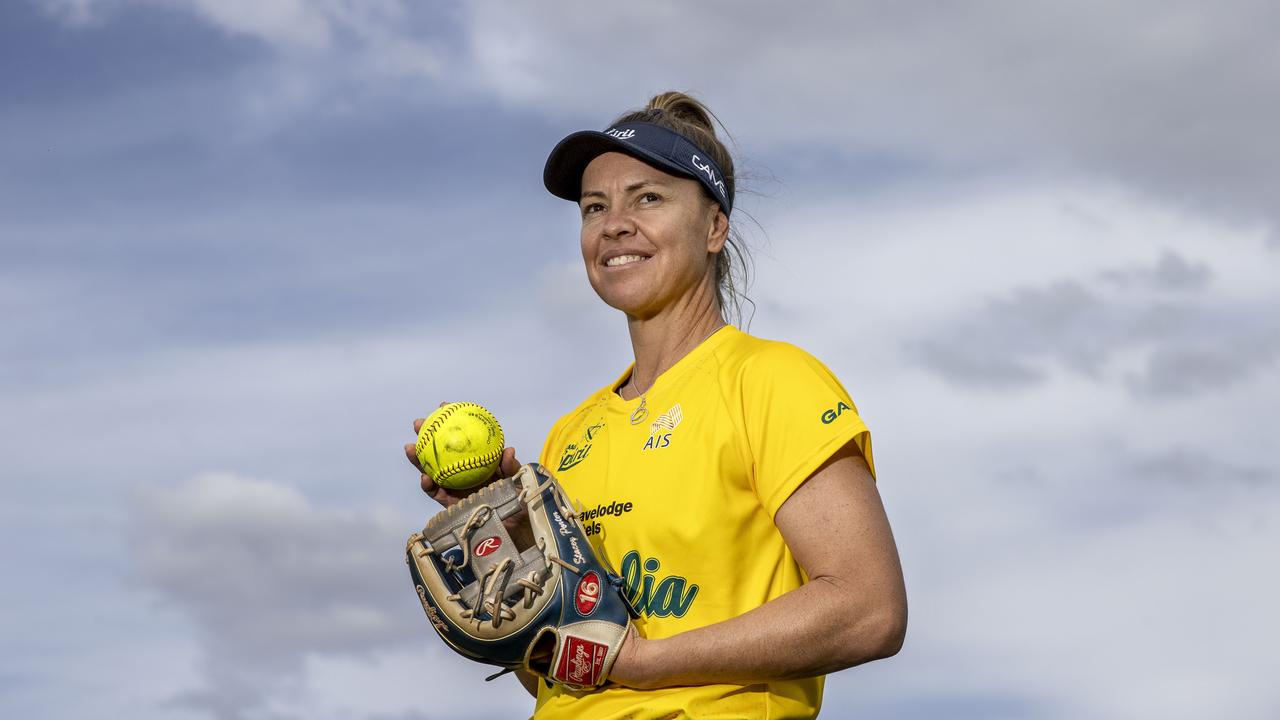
[642,404,683,451]
[821,401,852,425]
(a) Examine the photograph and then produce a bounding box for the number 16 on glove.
[405,463,634,689]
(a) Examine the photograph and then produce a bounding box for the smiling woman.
[521,91,909,719]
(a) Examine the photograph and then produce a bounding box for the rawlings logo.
[416,585,449,634]
[474,536,502,557]
[604,127,636,140]
[575,571,601,616]
[555,636,607,686]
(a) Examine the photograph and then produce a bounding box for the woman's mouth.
[605,254,650,267]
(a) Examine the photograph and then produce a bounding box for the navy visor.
[543,121,733,216]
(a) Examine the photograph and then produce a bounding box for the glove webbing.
[416,473,581,631]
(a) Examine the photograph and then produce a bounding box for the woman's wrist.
[609,628,664,689]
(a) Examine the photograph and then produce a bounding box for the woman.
[409,92,906,719]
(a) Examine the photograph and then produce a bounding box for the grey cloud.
[909,280,1112,388]
[32,1,1280,234]
[131,473,424,719]
[908,252,1279,396]
[457,0,1280,231]
[1128,446,1272,489]
[1100,250,1212,293]
[1130,335,1280,398]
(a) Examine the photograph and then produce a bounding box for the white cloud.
[130,472,419,716]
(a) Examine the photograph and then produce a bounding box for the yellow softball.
[415,402,505,490]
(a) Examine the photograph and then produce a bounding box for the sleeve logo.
[821,401,852,425]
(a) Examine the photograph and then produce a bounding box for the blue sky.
[2,2,1278,719]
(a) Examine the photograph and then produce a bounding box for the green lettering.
[652,577,699,618]
[618,550,700,618]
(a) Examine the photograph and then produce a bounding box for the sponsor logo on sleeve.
[821,400,852,425]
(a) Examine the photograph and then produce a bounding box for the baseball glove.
[406,463,633,689]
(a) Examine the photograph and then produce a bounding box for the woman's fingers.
[499,447,522,477]
[421,472,441,497]
[405,442,423,471]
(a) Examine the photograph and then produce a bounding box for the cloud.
[31,0,1280,235]
[130,472,420,717]
[37,0,437,58]
[906,250,1280,396]
[460,1,1280,228]
[1100,250,1212,293]
[1127,445,1271,489]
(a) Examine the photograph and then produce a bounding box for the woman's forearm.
[614,570,906,689]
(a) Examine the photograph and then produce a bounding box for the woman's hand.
[403,410,522,508]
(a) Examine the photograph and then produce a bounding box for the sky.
[2,1,1277,718]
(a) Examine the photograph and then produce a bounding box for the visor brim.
[542,130,704,204]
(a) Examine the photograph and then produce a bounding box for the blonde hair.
[612,91,753,326]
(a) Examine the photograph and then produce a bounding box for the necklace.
[626,323,725,425]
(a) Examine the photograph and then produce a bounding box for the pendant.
[629,395,648,425]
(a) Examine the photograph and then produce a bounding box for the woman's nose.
[601,207,635,239]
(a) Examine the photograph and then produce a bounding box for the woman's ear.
[706,207,729,254]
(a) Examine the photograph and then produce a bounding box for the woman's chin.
[590,280,660,316]
[596,294,662,320]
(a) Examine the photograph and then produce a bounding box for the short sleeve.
[737,342,874,518]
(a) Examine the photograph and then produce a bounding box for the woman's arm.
[607,441,907,688]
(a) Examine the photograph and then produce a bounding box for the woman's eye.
[639,192,661,203]
[581,202,605,216]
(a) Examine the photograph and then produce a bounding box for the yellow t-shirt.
[533,326,873,720]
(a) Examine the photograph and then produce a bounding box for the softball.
[415,402,505,490]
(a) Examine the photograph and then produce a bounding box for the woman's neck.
[622,291,725,399]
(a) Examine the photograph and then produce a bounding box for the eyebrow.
[580,181,663,201]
